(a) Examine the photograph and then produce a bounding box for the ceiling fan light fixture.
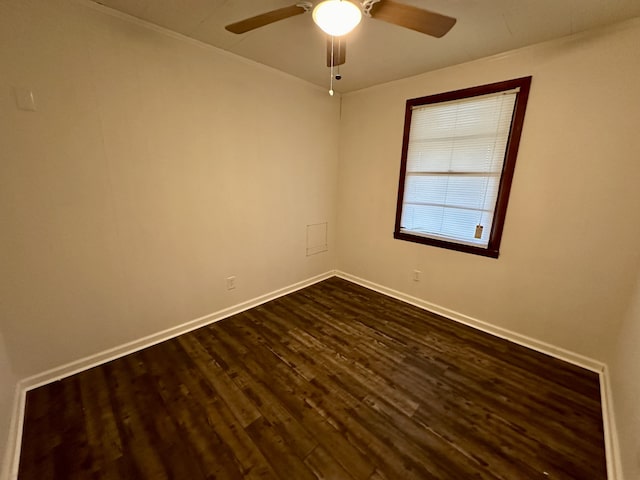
[312,0,362,37]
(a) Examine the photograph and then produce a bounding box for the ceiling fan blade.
[326,37,346,67]
[369,0,456,38]
[225,5,308,34]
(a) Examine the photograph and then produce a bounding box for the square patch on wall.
[306,222,328,256]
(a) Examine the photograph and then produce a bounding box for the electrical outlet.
[413,270,421,282]
[226,276,236,290]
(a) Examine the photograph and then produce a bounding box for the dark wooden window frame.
[393,76,532,258]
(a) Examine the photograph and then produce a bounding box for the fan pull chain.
[329,35,335,96]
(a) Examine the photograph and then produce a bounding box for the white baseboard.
[4,270,336,480]
[600,366,623,480]
[1,384,24,480]
[335,270,621,479]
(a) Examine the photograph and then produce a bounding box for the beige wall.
[0,0,339,378]
[337,18,640,363]
[611,273,640,479]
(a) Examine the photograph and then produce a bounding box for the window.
[394,77,531,258]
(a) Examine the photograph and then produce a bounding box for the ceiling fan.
[225,0,457,70]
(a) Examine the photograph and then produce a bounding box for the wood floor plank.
[198,318,378,480]
[101,358,171,479]
[176,334,262,428]
[138,342,245,479]
[19,387,59,479]
[164,338,279,480]
[245,417,317,480]
[51,379,93,478]
[205,324,320,461]
[18,277,607,479]
[78,368,122,460]
[76,367,124,479]
[304,444,357,480]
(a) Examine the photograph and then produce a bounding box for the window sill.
[393,231,500,258]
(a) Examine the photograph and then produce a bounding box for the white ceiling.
[91,0,640,92]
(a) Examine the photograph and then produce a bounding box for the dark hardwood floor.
[19,277,607,479]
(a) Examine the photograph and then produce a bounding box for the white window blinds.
[399,89,519,248]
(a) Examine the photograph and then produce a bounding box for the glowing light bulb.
[312,0,362,37]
